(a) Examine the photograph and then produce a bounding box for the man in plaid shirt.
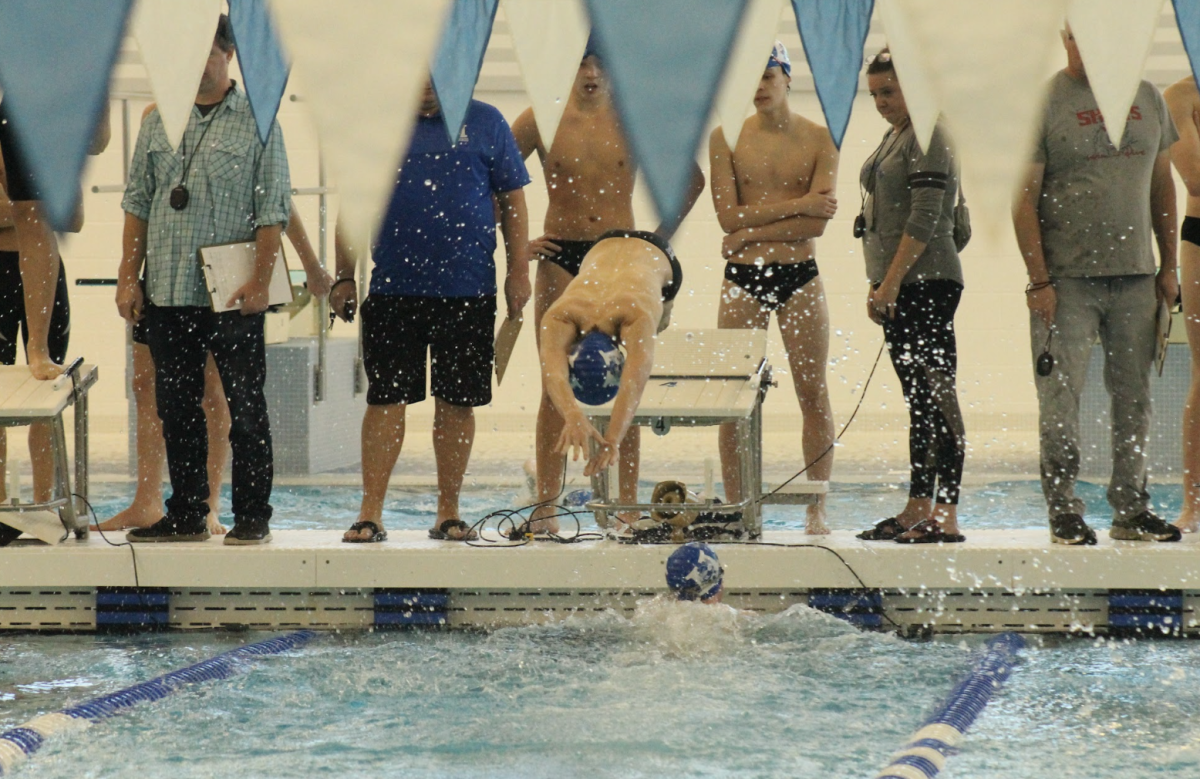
[115,15,290,545]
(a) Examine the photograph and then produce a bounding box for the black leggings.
[880,279,965,505]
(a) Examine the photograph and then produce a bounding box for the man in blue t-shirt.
[332,80,531,543]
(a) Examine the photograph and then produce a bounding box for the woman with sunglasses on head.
[855,49,967,544]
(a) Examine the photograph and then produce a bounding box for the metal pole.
[314,154,329,402]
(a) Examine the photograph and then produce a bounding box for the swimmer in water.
[665,542,724,603]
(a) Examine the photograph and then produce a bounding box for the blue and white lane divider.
[0,630,315,775]
[875,632,1025,779]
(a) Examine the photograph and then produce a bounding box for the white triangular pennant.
[899,0,1068,246]
[503,0,590,154]
[1068,0,1164,147]
[876,0,940,152]
[132,0,223,150]
[268,0,452,240]
[715,0,785,151]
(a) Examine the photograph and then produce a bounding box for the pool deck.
[2,529,1199,634]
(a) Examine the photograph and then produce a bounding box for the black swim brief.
[1184,215,1200,248]
[724,260,819,312]
[596,229,683,302]
[541,239,595,277]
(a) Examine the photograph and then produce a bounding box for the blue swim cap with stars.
[568,330,623,405]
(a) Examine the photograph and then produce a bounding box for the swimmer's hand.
[227,278,270,315]
[555,412,606,464]
[115,278,144,323]
[722,231,748,259]
[583,438,619,477]
[529,234,563,258]
[797,189,837,219]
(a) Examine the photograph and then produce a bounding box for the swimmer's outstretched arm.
[584,316,655,477]
[541,312,606,463]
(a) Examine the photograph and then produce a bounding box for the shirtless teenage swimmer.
[536,232,683,534]
[1165,76,1200,532]
[709,42,838,534]
[511,42,703,533]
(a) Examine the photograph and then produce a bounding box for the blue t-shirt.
[371,100,530,297]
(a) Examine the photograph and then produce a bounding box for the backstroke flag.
[1068,0,1165,148]
[793,0,874,149]
[1176,0,1200,84]
[229,0,291,144]
[0,0,134,230]
[585,0,748,230]
[876,0,940,152]
[432,0,500,144]
[133,0,224,150]
[715,0,786,152]
[504,0,590,154]
[268,0,452,241]
[892,0,1066,245]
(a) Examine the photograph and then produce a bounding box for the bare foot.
[207,512,228,535]
[520,505,561,535]
[1173,514,1199,533]
[805,506,830,535]
[91,503,160,532]
[28,356,64,381]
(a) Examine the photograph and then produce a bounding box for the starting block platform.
[2,529,1200,636]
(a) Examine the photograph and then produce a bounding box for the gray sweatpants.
[1030,275,1156,522]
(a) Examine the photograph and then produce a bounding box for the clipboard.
[494,313,523,384]
[198,241,294,313]
[1155,298,1172,377]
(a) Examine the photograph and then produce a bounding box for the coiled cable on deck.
[0,630,315,775]
[875,632,1025,779]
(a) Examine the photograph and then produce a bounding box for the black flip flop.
[856,517,907,541]
[429,519,478,541]
[342,521,387,543]
[893,519,966,544]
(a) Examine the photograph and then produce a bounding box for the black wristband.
[1025,280,1052,294]
[330,278,356,294]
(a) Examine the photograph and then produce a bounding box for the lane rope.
[875,632,1025,779]
[0,630,315,775]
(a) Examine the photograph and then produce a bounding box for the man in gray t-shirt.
[1012,27,1180,545]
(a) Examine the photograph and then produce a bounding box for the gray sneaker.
[1110,511,1181,542]
[1050,513,1096,545]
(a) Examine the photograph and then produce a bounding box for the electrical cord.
[74,492,143,593]
[464,456,604,547]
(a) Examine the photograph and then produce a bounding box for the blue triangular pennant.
[793,0,874,149]
[584,0,748,230]
[1175,0,1200,87]
[0,0,134,230]
[229,0,291,144]
[431,0,499,143]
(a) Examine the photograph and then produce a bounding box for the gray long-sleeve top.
[859,121,963,286]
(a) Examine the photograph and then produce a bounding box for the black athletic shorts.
[0,250,70,365]
[361,294,496,407]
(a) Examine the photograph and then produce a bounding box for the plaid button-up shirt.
[122,87,290,307]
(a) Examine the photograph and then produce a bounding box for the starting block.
[585,328,774,537]
[0,363,97,542]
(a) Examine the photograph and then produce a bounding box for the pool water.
[1,480,1197,778]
